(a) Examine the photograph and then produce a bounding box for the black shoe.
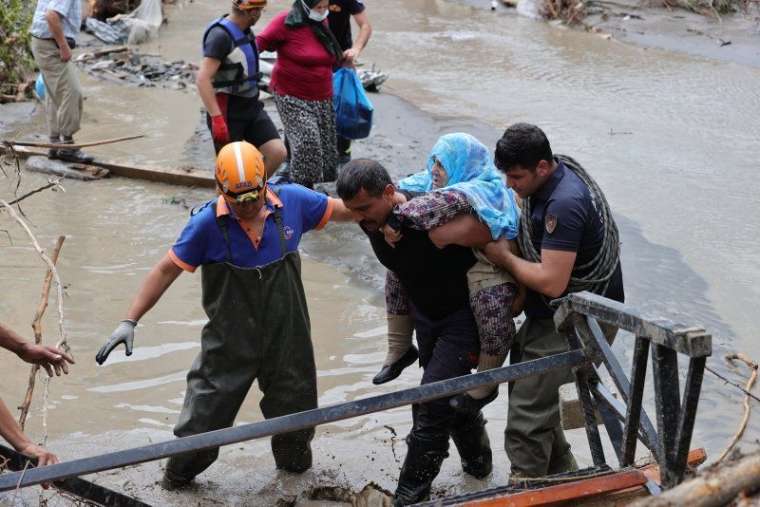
[449,387,499,414]
[48,148,60,159]
[55,147,94,164]
[373,346,419,385]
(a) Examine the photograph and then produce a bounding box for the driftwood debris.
[17,236,65,430]
[76,47,198,90]
[0,144,214,188]
[0,200,69,355]
[714,353,758,464]
[632,451,760,507]
[0,79,35,104]
[25,156,109,181]
[4,134,144,150]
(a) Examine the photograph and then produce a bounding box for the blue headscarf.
[398,133,520,240]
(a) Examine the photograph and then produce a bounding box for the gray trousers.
[506,317,617,477]
[30,37,83,138]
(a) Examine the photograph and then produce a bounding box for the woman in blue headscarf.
[375,133,523,412]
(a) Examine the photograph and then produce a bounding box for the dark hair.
[336,159,392,200]
[494,123,553,173]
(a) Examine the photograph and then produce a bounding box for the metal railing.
[0,291,711,501]
[554,291,711,488]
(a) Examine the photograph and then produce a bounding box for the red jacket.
[256,11,337,101]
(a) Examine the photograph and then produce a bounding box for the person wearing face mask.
[256,0,344,188]
[197,0,287,177]
[95,141,354,489]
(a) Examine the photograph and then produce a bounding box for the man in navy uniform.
[484,123,624,478]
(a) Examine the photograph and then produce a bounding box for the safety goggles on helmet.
[220,183,266,204]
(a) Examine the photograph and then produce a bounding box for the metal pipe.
[0,350,587,491]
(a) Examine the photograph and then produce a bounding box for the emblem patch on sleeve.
[545,214,558,234]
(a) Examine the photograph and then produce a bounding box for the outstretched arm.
[0,323,74,377]
[0,397,58,466]
[96,254,183,365]
[125,253,184,322]
[328,198,356,223]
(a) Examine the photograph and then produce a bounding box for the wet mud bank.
[461,0,760,67]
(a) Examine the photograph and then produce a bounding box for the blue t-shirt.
[31,0,81,40]
[170,184,330,271]
[524,161,624,318]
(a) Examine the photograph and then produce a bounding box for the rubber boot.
[450,412,493,479]
[271,429,314,473]
[393,434,449,506]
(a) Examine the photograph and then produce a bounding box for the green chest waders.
[166,207,318,482]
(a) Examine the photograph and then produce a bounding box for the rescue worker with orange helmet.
[95,141,353,488]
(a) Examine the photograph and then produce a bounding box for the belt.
[32,34,76,49]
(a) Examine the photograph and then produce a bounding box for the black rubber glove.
[95,319,136,365]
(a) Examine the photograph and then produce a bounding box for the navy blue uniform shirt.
[524,160,624,319]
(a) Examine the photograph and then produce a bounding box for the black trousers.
[412,305,480,437]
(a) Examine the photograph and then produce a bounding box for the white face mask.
[301,0,329,22]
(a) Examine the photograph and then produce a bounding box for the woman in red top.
[257,0,344,188]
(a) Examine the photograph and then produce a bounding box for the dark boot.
[393,433,449,506]
[56,137,94,164]
[449,387,498,414]
[451,412,493,479]
[272,429,314,473]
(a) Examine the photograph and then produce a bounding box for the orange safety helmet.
[215,141,266,202]
[233,0,267,10]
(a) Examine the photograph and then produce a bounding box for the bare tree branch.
[18,236,65,430]
[6,179,64,207]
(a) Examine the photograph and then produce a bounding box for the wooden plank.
[642,448,707,484]
[25,155,109,181]
[2,145,215,189]
[462,470,647,507]
[428,450,706,507]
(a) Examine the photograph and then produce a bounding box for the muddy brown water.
[1,0,759,504]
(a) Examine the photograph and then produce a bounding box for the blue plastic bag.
[333,68,373,140]
[34,73,46,101]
